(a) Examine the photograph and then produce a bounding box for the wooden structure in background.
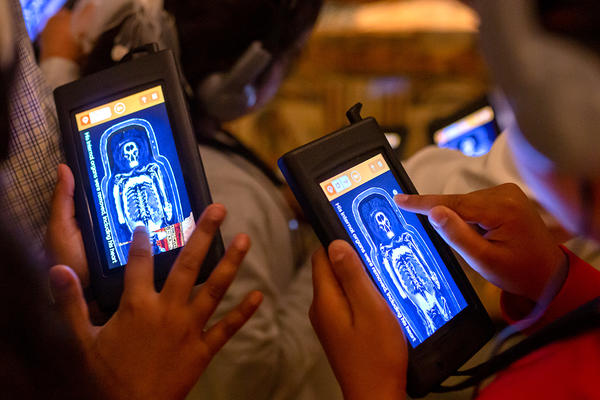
[227,0,491,165]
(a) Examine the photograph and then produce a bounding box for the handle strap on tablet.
[346,103,364,124]
[197,128,284,188]
[119,43,159,63]
[435,243,570,394]
[432,297,600,394]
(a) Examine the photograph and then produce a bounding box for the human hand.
[47,164,89,287]
[310,240,407,400]
[40,10,82,63]
[395,183,568,302]
[48,205,263,400]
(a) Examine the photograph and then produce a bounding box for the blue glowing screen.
[434,106,498,157]
[440,122,497,157]
[323,155,467,346]
[20,0,67,40]
[76,86,195,269]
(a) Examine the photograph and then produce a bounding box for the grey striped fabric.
[0,0,65,255]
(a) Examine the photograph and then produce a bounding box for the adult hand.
[49,204,263,400]
[310,240,407,400]
[395,183,568,302]
[40,10,82,63]
[47,164,89,287]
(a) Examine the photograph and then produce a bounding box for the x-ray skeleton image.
[352,188,462,343]
[100,118,184,265]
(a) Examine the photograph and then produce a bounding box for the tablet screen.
[74,85,195,270]
[320,154,467,346]
[20,0,67,40]
[433,106,497,157]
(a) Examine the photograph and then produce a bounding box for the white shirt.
[39,57,80,90]
[187,146,342,400]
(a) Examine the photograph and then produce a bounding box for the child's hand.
[395,183,568,302]
[40,10,82,63]
[47,164,89,287]
[49,205,263,400]
[311,240,407,400]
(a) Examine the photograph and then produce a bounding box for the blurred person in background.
[163,2,339,399]
[311,0,600,399]
[404,112,600,272]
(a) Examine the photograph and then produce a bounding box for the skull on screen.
[123,141,139,168]
[375,211,394,239]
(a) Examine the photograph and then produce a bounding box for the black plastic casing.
[54,50,223,311]
[278,116,494,398]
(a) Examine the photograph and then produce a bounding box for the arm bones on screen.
[382,255,408,299]
[114,180,126,225]
[405,233,442,291]
[149,164,173,221]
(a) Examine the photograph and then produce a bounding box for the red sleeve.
[501,245,600,332]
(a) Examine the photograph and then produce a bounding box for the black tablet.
[54,49,223,311]
[279,105,494,397]
[430,97,500,157]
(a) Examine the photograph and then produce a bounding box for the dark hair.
[1,64,101,394]
[0,13,105,398]
[164,0,323,90]
[0,221,103,399]
[538,0,600,53]
[82,0,323,91]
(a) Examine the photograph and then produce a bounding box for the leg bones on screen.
[113,145,174,235]
[100,118,184,264]
[353,188,457,342]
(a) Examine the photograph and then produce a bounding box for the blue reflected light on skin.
[506,126,582,235]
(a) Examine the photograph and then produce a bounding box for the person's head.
[164,0,323,122]
[78,0,322,124]
[76,0,180,76]
[470,0,600,240]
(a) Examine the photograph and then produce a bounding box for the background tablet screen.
[320,154,467,346]
[20,0,67,40]
[433,105,497,157]
[74,85,195,270]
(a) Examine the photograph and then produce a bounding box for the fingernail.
[134,225,148,235]
[233,234,250,251]
[395,194,409,203]
[329,242,346,263]
[49,267,71,290]
[132,226,150,250]
[249,291,263,307]
[207,204,226,222]
[429,211,448,229]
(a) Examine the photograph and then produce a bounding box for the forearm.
[501,246,600,332]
